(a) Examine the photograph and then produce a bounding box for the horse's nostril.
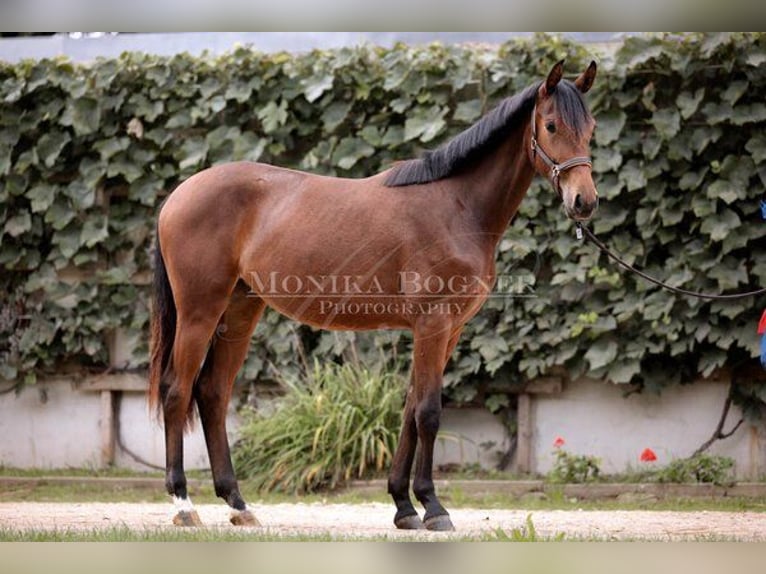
[574,194,583,211]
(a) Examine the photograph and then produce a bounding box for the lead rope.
[575,222,766,300]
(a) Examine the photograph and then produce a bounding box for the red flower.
[553,436,565,448]
[640,448,657,462]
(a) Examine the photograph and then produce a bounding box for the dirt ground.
[1,501,765,540]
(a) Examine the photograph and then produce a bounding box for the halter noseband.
[529,104,593,197]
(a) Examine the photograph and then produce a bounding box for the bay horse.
[149,59,599,530]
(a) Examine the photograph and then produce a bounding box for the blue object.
[761,336,766,368]
[760,200,766,220]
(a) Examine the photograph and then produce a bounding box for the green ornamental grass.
[233,361,405,493]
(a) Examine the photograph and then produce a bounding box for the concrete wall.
[0,376,763,479]
[0,380,220,471]
[531,379,763,479]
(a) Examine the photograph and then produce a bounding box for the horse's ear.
[575,60,597,94]
[541,59,565,97]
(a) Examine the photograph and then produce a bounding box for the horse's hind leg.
[387,374,423,529]
[195,281,265,526]
[163,296,232,526]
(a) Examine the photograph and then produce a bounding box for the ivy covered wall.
[1,33,766,415]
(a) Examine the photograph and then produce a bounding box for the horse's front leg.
[410,318,456,531]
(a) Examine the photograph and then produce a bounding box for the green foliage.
[655,454,735,486]
[1,33,766,417]
[232,360,405,493]
[486,514,566,542]
[548,447,602,484]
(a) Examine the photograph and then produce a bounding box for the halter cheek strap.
[530,104,593,197]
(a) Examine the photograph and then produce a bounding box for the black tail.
[148,228,177,419]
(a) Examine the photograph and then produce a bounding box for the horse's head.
[529,60,598,221]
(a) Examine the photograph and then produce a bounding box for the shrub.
[655,454,735,486]
[232,360,405,493]
[548,446,601,483]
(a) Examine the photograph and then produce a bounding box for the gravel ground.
[1,502,765,540]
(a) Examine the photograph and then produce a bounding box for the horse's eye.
[545,122,556,134]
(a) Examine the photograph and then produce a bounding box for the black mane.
[384,80,590,187]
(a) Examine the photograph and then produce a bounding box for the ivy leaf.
[607,359,641,384]
[45,199,75,231]
[94,137,129,162]
[65,181,95,211]
[178,137,209,171]
[225,80,254,103]
[471,333,509,364]
[650,108,680,139]
[584,338,618,371]
[81,216,109,248]
[129,177,160,206]
[679,167,708,190]
[700,33,734,58]
[594,110,626,145]
[302,73,334,103]
[52,226,81,259]
[321,101,353,133]
[36,131,71,168]
[232,132,267,163]
[746,49,766,67]
[698,349,727,377]
[27,184,56,213]
[60,97,101,135]
[0,143,11,176]
[453,100,482,123]
[732,103,766,126]
[700,208,741,241]
[618,161,647,192]
[403,105,447,143]
[746,135,766,164]
[485,394,510,413]
[721,80,748,106]
[619,39,664,67]
[3,211,31,237]
[593,146,622,174]
[676,88,704,120]
[706,180,743,204]
[257,99,288,133]
[331,137,375,170]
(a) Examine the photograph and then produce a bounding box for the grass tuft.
[232,360,405,493]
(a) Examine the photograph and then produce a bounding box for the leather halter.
[529,104,593,198]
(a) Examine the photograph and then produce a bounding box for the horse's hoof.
[424,514,455,531]
[173,510,203,527]
[230,509,261,527]
[394,513,425,530]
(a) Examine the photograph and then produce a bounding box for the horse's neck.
[452,124,536,241]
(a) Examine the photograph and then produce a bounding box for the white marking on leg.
[173,495,195,513]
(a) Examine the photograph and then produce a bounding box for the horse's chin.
[565,208,595,223]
